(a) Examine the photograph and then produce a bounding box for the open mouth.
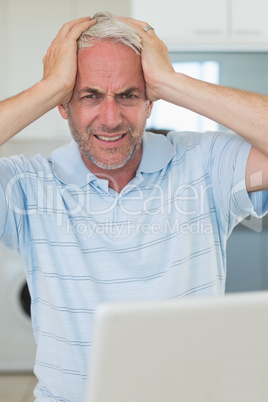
[95,133,126,142]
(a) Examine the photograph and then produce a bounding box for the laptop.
[85,292,268,402]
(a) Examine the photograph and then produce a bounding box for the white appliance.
[0,243,36,372]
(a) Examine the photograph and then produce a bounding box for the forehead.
[76,41,144,92]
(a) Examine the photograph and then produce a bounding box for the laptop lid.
[85,292,268,402]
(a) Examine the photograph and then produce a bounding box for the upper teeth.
[96,134,124,142]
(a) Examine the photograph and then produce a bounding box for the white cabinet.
[232,0,268,43]
[131,0,268,49]
[131,0,227,45]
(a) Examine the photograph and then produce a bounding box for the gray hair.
[77,11,142,55]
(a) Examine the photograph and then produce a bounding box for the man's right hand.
[42,17,96,104]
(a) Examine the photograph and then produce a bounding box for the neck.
[80,147,142,193]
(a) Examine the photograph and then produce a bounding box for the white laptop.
[85,292,268,402]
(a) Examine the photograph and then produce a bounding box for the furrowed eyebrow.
[118,87,143,96]
[120,87,141,93]
[78,86,143,96]
[79,87,104,95]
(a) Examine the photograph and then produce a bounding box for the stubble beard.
[67,110,147,170]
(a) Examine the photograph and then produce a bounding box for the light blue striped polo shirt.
[0,131,267,401]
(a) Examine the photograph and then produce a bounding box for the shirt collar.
[137,131,175,173]
[51,132,176,186]
[51,140,95,186]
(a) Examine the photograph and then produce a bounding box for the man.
[1,11,268,401]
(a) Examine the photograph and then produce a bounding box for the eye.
[84,94,96,99]
[118,93,138,104]
[82,93,103,104]
[122,93,135,99]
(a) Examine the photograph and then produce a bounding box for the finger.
[69,18,97,41]
[45,17,96,64]
[118,17,156,37]
[55,17,95,41]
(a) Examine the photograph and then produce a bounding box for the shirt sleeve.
[0,156,27,251]
[199,130,268,236]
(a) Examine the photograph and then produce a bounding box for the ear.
[146,101,153,119]
[58,104,68,120]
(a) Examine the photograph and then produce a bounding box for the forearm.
[0,80,64,146]
[158,72,268,156]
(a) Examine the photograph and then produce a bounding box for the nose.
[99,97,123,128]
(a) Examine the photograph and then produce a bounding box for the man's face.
[59,40,153,171]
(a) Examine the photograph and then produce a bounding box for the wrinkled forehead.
[75,40,145,92]
[77,40,142,73]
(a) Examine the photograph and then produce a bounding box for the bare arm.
[151,73,268,157]
[0,17,96,146]
[0,81,63,145]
